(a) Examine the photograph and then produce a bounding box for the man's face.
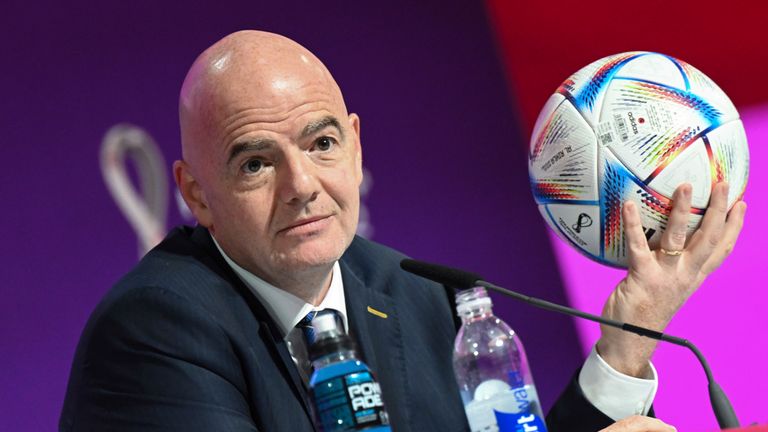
[190,72,362,285]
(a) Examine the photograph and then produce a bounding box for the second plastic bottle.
[453,287,548,432]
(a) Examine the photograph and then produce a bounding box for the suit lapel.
[340,260,411,429]
[258,317,317,425]
[188,226,317,430]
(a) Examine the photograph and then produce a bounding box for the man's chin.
[276,228,351,259]
[273,243,345,271]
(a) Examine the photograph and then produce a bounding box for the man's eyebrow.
[301,116,344,140]
[227,138,275,165]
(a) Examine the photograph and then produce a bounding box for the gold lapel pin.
[366,306,388,319]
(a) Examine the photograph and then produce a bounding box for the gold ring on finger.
[660,248,683,257]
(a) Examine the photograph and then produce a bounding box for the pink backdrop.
[551,105,768,428]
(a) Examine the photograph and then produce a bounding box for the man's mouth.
[278,215,333,235]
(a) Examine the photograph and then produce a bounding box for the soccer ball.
[528,52,749,268]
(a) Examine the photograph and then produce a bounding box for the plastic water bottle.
[453,287,548,432]
[308,310,391,431]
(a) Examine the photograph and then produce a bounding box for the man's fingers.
[657,183,692,265]
[598,415,677,432]
[699,200,747,275]
[623,201,652,269]
[688,182,730,270]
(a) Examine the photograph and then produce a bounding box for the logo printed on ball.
[627,111,639,135]
[572,213,593,233]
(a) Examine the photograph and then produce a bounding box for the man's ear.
[173,160,214,229]
[348,113,363,186]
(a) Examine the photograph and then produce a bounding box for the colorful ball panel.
[529,52,749,268]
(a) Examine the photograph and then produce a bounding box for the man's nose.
[276,151,320,205]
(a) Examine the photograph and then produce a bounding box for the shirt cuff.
[578,346,658,421]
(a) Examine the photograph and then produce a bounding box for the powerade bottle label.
[312,364,390,431]
[346,373,387,424]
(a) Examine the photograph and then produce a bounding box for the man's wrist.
[597,332,656,378]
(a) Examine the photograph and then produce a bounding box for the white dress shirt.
[212,238,348,338]
[212,237,656,420]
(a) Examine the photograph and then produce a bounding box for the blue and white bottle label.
[495,411,547,432]
[312,370,390,431]
[464,380,548,432]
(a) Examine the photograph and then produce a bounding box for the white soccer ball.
[528,52,749,268]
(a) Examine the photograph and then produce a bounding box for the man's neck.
[209,234,335,305]
[275,266,334,306]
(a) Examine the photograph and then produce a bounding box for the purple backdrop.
[0,1,580,430]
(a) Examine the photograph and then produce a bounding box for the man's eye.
[314,136,336,152]
[243,159,263,174]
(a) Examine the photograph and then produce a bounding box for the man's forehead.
[234,114,345,143]
[213,87,346,148]
[225,115,346,164]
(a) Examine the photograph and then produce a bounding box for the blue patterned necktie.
[289,309,346,383]
[297,310,318,345]
[288,310,319,384]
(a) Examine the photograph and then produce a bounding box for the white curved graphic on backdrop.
[100,124,168,257]
[357,167,374,239]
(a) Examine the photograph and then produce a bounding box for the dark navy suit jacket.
[61,226,613,431]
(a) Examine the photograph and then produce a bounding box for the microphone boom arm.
[477,278,739,429]
[399,258,739,429]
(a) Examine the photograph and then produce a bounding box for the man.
[60,30,746,431]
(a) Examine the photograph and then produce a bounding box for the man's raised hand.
[597,182,747,377]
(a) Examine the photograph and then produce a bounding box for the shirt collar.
[211,236,348,339]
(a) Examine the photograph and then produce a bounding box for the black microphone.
[400,259,482,288]
[399,258,740,430]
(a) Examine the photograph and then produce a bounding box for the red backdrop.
[486,0,768,133]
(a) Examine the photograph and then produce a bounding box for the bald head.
[172,31,363,296]
[179,30,346,169]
